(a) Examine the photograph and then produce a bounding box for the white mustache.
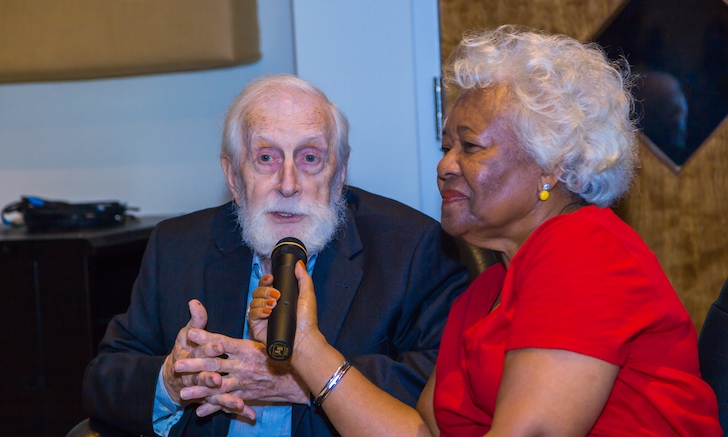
[262,196,321,216]
[236,190,346,258]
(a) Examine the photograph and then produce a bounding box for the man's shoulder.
[154,202,236,238]
[345,186,437,228]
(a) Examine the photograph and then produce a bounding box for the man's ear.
[221,156,242,205]
[335,165,347,189]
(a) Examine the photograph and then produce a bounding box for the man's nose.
[278,160,301,197]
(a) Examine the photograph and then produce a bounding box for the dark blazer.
[82,186,469,437]
[699,278,728,434]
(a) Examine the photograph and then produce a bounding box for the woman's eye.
[304,154,317,163]
[259,154,272,162]
[462,142,479,150]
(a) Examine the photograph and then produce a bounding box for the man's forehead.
[247,90,330,130]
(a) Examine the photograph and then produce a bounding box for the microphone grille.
[272,237,308,259]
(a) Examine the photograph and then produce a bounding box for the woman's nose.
[437,150,460,180]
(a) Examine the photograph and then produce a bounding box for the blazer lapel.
[203,206,252,338]
[198,207,252,434]
[204,247,251,337]
[312,209,364,346]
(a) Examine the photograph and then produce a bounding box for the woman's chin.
[441,218,468,240]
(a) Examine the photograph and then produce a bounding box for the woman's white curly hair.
[445,25,639,207]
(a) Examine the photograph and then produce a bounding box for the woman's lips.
[440,190,468,204]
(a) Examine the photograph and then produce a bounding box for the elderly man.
[82,74,468,437]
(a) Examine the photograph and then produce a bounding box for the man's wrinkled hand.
[175,331,309,414]
[161,299,226,405]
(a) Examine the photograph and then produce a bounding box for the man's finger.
[175,357,224,374]
[186,328,225,348]
[195,402,222,417]
[180,384,225,401]
[196,370,223,388]
[195,393,256,420]
[187,299,208,330]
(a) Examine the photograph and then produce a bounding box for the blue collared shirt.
[152,253,317,436]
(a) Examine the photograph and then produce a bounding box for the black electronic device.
[267,237,308,361]
[1,196,131,232]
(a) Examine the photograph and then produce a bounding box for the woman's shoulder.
[511,205,659,294]
[524,206,642,254]
[538,205,619,233]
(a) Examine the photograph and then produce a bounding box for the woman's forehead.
[447,86,514,131]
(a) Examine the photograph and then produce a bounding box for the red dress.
[434,206,722,436]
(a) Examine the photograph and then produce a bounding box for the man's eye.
[463,142,479,149]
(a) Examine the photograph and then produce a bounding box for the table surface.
[0,214,175,246]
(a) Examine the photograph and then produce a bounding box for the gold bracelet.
[312,360,352,407]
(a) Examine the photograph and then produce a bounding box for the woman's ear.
[540,167,563,190]
[540,175,559,191]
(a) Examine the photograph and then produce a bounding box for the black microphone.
[267,237,308,361]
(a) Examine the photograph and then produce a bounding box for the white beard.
[235,189,346,258]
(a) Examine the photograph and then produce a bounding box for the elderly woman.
[222,26,721,436]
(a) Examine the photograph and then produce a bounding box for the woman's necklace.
[559,199,587,215]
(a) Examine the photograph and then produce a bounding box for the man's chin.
[268,224,308,243]
[245,227,309,258]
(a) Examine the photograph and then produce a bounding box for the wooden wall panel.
[439,0,728,331]
[618,128,728,329]
[439,0,625,110]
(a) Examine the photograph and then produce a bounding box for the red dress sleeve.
[504,211,657,365]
